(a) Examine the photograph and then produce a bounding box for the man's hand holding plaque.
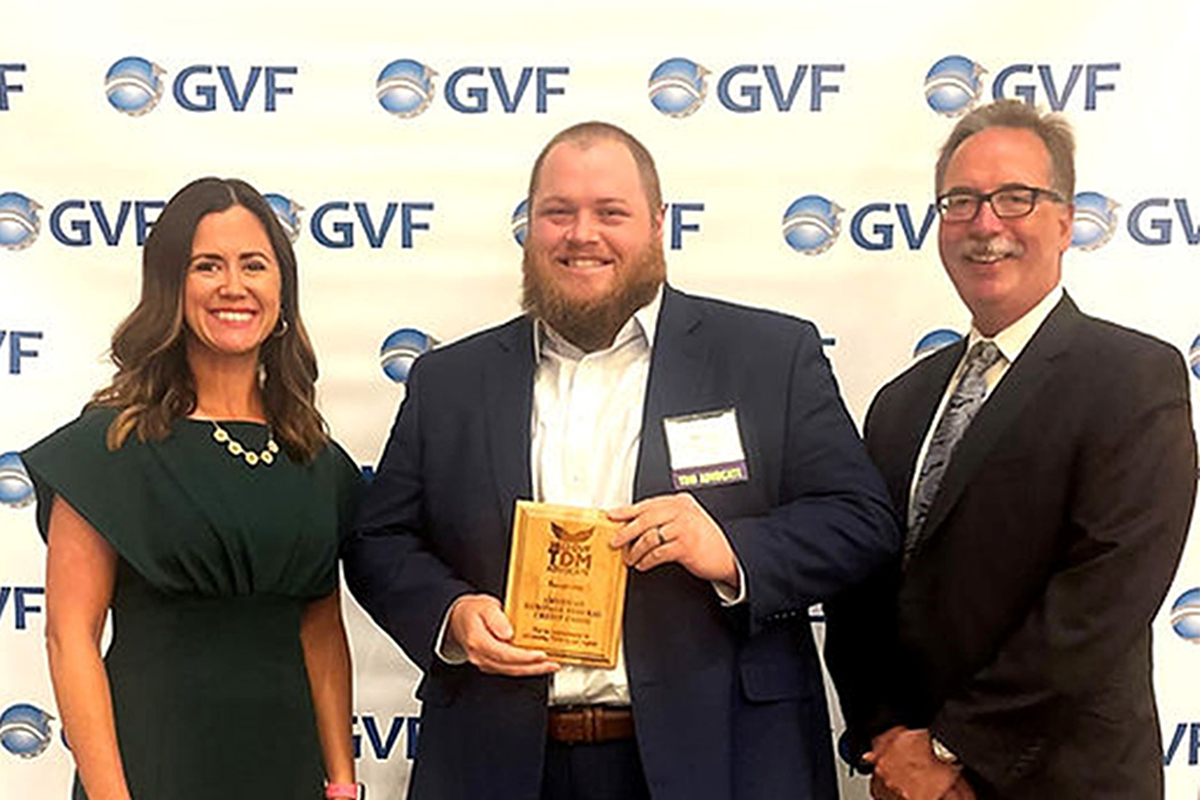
[608,492,740,589]
[502,501,629,668]
[445,593,561,677]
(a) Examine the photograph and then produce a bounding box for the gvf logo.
[0,704,54,759]
[376,60,436,118]
[1071,192,1118,250]
[0,192,41,250]
[650,57,843,116]
[923,54,1119,116]
[376,58,568,117]
[50,199,164,246]
[380,328,437,384]
[310,201,433,248]
[264,194,303,243]
[913,330,962,359]
[648,58,708,118]
[105,56,297,115]
[0,452,34,507]
[782,195,937,255]
[782,195,843,255]
[511,199,529,245]
[1039,191,1200,250]
[924,56,984,117]
[1170,587,1200,643]
[1189,337,1200,381]
[105,57,165,115]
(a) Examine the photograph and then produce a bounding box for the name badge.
[662,408,749,490]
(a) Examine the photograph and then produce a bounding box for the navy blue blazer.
[345,286,899,800]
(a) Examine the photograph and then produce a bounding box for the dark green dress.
[23,408,361,800]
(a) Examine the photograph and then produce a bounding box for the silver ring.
[656,526,666,547]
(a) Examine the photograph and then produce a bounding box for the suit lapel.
[483,317,536,524]
[627,287,714,684]
[917,295,1081,543]
[634,286,709,500]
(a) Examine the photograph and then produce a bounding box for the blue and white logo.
[0,192,41,251]
[0,704,54,758]
[105,56,165,116]
[0,452,34,509]
[380,328,437,383]
[1170,587,1200,643]
[511,198,529,246]
[264,193,303,244]
[376,59,437,118]
[1071,191,1118,251]
[913,329,963,359]
[648,58,709,118]
[782,195,843,255]
[1189,336,1200,381]
[924,55,985,117]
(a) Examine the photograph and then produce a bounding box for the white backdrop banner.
[2,1,1198,798]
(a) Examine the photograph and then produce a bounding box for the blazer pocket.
[739,659,820,702]
[738,623,823,703]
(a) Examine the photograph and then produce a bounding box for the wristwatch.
[931,736,960,765]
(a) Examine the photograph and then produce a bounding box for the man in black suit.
[826,100,1196,800]
[344,121,899,800]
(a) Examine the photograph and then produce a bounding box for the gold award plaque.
[503,501,628,668]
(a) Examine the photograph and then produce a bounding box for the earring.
[273,317,290,338]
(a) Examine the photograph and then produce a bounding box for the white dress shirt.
[531,289,663,706]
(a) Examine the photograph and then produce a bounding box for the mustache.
[961,237,1024,260]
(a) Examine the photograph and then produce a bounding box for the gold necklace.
[210,421,280,467]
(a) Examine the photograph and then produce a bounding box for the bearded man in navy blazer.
[344,121,899,800]
[825,100,1196,800]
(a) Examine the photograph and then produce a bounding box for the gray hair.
[935,99,1075,199]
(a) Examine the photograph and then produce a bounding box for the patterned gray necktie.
[906,340,1003,563]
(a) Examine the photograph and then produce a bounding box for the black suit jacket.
[826,294,1196,799]
[345,286,899,800]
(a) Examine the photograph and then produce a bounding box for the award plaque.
[503,501,628,668]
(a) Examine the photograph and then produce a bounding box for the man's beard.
[521,244,665,352]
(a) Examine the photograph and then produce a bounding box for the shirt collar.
[533,284,664,362]
[967,284,1063,364]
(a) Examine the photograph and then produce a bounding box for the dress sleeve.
[327,440,365,543]
[24,408,125,543]
[22,408,183,589]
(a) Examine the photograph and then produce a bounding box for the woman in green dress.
[22,178,361,800]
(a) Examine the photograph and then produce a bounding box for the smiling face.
[183,204,282,366]
[937,126,1073,336]
[521,136,666,351]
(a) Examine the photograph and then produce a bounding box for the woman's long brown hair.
[90,177,328,462]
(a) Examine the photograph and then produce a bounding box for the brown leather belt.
[547,705,635,744]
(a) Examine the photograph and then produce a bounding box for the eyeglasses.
[936,185,1067,222]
